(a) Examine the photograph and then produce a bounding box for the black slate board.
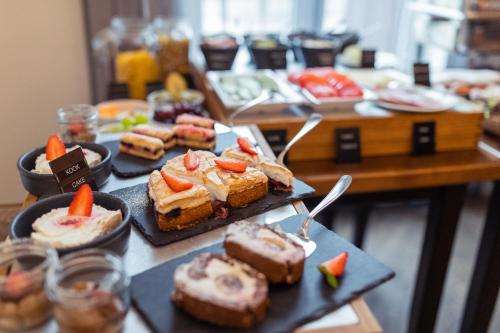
[131,214,395,333]
[102,131,238,178]
[110,178,315,246]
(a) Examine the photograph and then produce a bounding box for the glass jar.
[57,104,98,143]
[93,17,160,100]
[151,17,192,77]
[46,249,130,333]
[0,239,57,331]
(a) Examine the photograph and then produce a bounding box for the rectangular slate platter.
[102,131,238,178]
[131,214,395,333]
[110,178,315,246]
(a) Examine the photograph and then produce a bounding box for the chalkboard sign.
[146,81,165,96]
[412,121,435,155]
[49,147,96,193]
[262,129,288,163]
[413,63,431,87]
[107,82,129,100]
[335,128,361,163]
[361,49,376,68]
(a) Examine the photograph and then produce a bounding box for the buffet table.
[23,125,382,333]
[198,67,500,333]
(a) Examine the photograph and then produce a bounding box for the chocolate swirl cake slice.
[224,221,305,284]
[171,253,269,328]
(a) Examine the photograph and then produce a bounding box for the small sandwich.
[148,170,213,231]
[132,124,176,149]
[171,253,269,329]
[174,124,216,150]
[222,137,293,191]
[224,221,305,284]
[175,113,215,129]
[120,133,165,160]
[162,150,230,218]
[209,158,268,208]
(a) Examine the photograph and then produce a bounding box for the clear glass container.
[93,17,160,100]
[0,239,57,331]
[151,17,192,77]
[57,104,98,143]
[46,249,130,333]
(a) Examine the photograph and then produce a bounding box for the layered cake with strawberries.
[175,113,215,129]
[222,137,293,191]
[32,135,101,174]
[174,125,216,150]
[120,133,165,160]
[171,253,269,328]
[224,221,305,284]
[31,185,122,248]
[148,170,213,231]
[132,124,176,149]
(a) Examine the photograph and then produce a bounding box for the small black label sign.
[413,63,431,87]
[49,147,96,193]
[361,49,376,68]
[262,129,288,163]
[107,82,129,100]
[412,121,435,155]
[335,128,361,164]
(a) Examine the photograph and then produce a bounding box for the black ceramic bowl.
[10,192,131,256]
[17,142,111,197]
[249,44,288,70]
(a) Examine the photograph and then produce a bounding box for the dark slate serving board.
[102,131,238,178]
[111,178,315,246]
[131,214,395,333]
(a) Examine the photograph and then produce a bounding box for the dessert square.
[171,253,269,328]
[174,124,216,150]
[132,124,176,149]
[148,170,213,231]
[224,221,305,284]
[175,114,215,129]
[120,133,165,160]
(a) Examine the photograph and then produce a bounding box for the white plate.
[375,88,458,113]
[207,69,303,112]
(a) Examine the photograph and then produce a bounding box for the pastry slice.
[224,221,305,284]
[120,133,165,160]
[175,113,215,129]
[171,253,269,328]
[222,138,293,191]
[148,170,213,231]
[132,124,176,149]
[210,158,268,208]
[174,124,216,150]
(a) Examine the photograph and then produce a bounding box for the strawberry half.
[46,135,66,161]
[68,184,93,217]
[183,149,200,171]
[161,170,194,192]
[214,158,247,173]
[317,251,348,288]
[237,137,257,156]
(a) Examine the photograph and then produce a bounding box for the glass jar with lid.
[93,16,160,100]
[57,104,98,143]
[150,17,192,77]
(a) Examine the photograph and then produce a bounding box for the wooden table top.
[289,140,500,195]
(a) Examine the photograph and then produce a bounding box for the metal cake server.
[275,112,323,166]
[287,175,352,257]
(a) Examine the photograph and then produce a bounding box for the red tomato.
[336,80,364,97]
[287,72,302,85]
[304,83,338,98]
[297,72,330,87]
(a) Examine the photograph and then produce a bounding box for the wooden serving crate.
[196,68,484,162]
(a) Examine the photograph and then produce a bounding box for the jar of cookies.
[93,17,160,100]
[150,17,192,77]
[46,249,130,333]
[0,239,57,331]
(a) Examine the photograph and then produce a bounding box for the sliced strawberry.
[183,149,200,171]
[68,184,93,217]
[237,137,257,156]
[214,158,247,173]
[161,170,194,192]
[318,252,348,289]
[46,135,66,161]
[4,271,32,298]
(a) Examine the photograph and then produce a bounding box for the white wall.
[0,0,90,204]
